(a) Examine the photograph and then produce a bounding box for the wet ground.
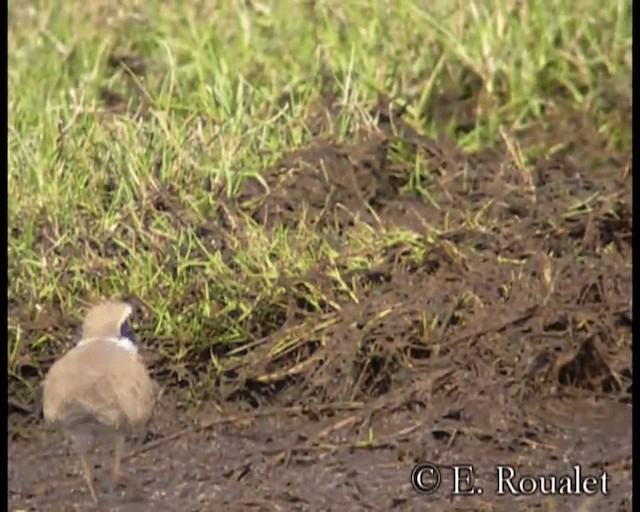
[9,92,631,511]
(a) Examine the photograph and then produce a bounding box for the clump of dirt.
[236,133,392,230]
[208,94,631,407]
[98,50,153,118]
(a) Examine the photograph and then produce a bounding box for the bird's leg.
[111,433,125,487]
[78,453,98,503]
[110,433,144,497]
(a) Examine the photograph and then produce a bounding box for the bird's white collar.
[77,336,138,354]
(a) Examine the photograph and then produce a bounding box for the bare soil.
[9,94,631,511]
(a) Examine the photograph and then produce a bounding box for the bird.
[42,300,156,502]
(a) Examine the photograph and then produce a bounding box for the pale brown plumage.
[42,300,155,502]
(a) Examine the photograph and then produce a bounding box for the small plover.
[42,300,156,502]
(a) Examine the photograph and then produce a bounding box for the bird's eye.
[120,321,136,343]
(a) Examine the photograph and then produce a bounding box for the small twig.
[446,428,458,448]
[8,399,34,415]
[447,304,541,347]
[122,426,192,461]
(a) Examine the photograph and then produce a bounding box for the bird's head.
[79,300,137,349]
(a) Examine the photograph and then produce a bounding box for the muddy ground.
[8,92,632,511]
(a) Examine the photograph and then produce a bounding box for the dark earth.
[9,79,631,511]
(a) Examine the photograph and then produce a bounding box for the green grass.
[8,0,631,403]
